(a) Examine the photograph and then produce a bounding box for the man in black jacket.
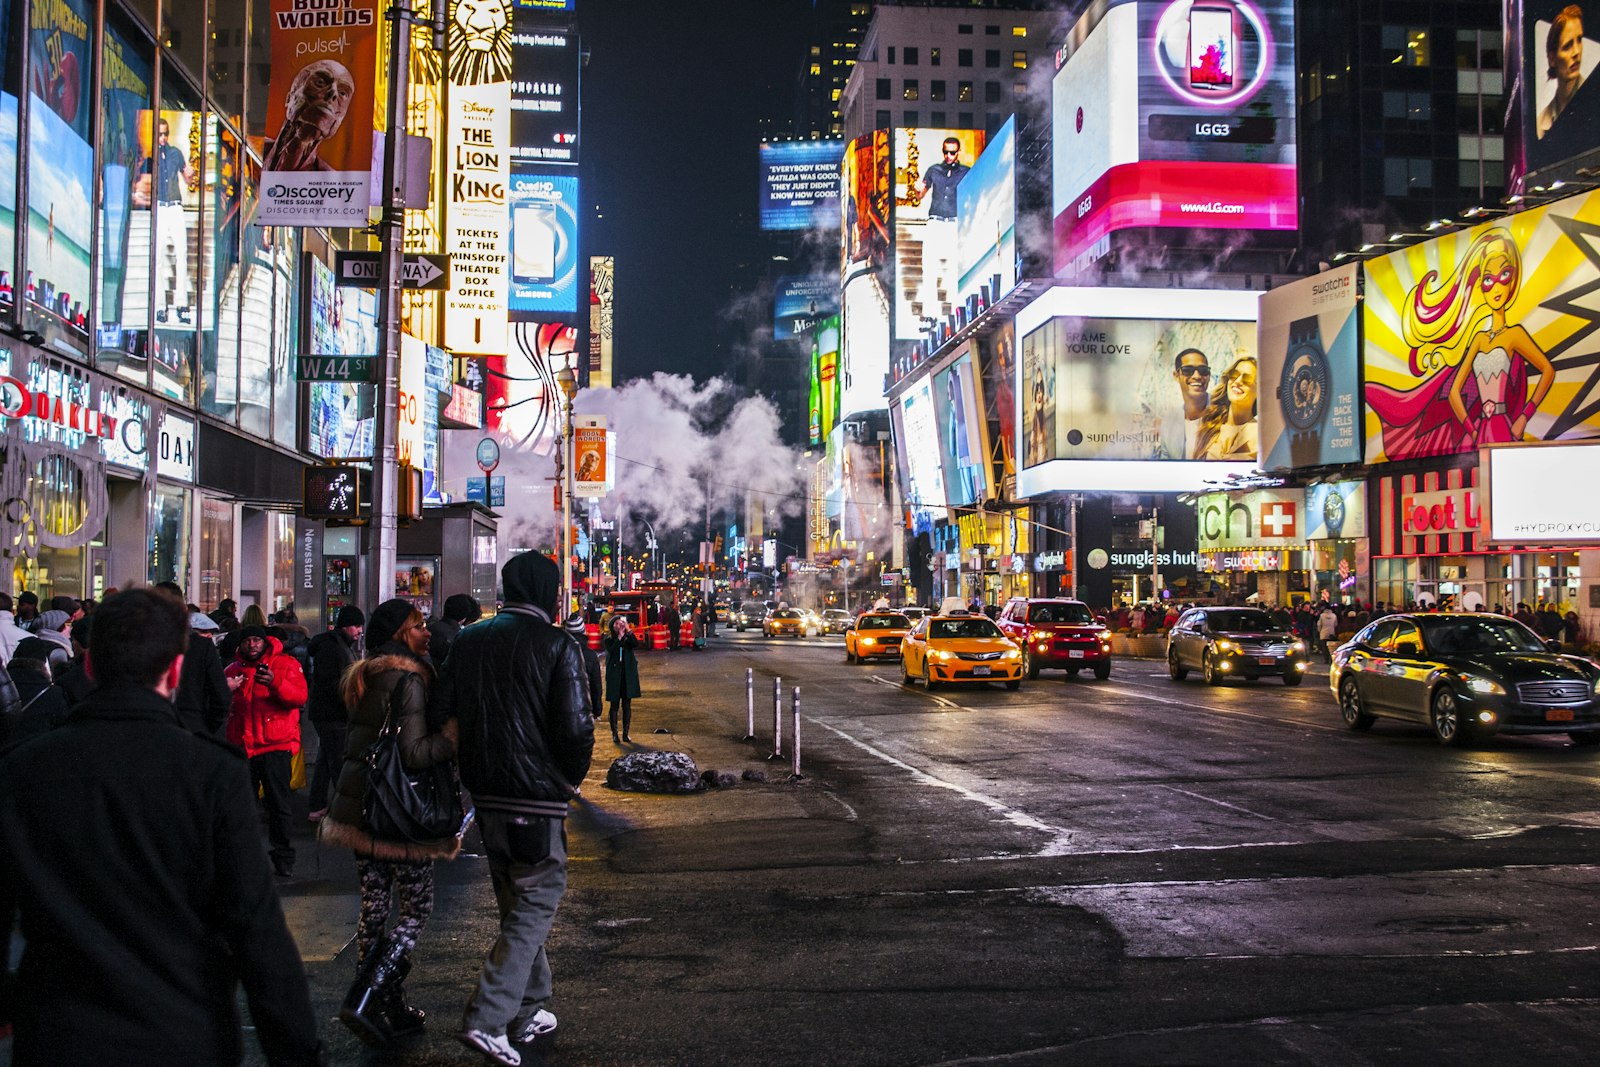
[155,581,235,734]
[0,588,323,1066]
[428,593,482,664]
[305,605,364,820]
[435,552,593,1066]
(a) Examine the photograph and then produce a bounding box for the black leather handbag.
[361,689,461,842]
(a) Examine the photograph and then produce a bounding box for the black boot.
[339,938,405,1046]
[384,952,426,1037]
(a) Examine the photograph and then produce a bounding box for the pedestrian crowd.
[0,551,597,1067]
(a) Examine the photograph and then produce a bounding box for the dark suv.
[1167,607,1309,685]
[997,598,1112,680]
[734,603,769,631]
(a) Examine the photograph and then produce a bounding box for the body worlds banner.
[446,0,514,355]
[258,0,381,227]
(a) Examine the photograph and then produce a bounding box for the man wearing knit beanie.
[306,604,365,821]
[32,610,73,675]
[428,594,482,665]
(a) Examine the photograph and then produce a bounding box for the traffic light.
[303,465,363,523]
[398,464,423,524]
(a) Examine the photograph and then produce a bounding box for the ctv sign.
[1401,488,1479,535]
[1197,489,1305,552]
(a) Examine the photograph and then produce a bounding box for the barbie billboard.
[1362,190,1600,462]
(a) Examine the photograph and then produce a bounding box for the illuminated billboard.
[893,377,947,533]
[1363,190,1600,463]
[510,14,579,165]
[26,0,93,351]
[840,129,890,280]
[891,127,986,340]
[445,0,513,355]
[1521,0,1600,179]
[807,314,840,446]
[305,254,378,459]
[956,117,1016,309]
[932,351,989,507]
[1257,262,1362,469]
[840,270,890,418]
[1015,286,1259,495]
[759,140,844,230]
[508,166,580,316]
[1482,441,1600,544]
[1051,0,1298,275]
[588,256,613,388]
[775,275,838,341]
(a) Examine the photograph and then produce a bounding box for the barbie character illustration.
[1367,229,1554,460]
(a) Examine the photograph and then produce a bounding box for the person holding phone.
[604,616,641,743]
[223,624,309,879]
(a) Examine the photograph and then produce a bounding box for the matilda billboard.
[1363,190,1600,463]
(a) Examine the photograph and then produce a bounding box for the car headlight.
[1290,640,1306,652]
[1463,676,1505,695]
[1214,639,1234,652]
[1003,649,1021,660]
[860,637,875,646]
[1592,676,1600,695]
[933,649,954,661]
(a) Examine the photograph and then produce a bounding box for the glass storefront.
[1376,552,1584,614]
[199,495,233,611]
[149,483,189,588]
[272,511,296,613]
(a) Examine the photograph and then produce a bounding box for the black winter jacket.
[433,553,592,818]
[306,629,358,725]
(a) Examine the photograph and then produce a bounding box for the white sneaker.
[512,1008,558,1043]
[455,1029,521,1066]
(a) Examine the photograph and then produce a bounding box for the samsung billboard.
[1051,0,1298,275]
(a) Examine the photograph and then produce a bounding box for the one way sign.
[334,251,451,291]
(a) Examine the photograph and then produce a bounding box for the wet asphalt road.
[26,630,1600,1066]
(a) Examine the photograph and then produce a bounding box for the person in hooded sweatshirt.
[563,612,602,726]
[3,637,69,742]
[224,623,309,878]
[433,552,593,1066]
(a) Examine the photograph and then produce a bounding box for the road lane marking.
[1158,784,1277,821]
[809,718,1075,853]
[867,672,967,710]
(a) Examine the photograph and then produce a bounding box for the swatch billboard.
[1052,0,1298,275]
[1257,262,1362,469]
[1016,286,1259,495]
[759,139,844,231]
[1362,190,1600,464]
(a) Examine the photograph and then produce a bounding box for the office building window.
[958,80,974,102]
[1458,98,1505,134]
[986,24,1000,35]
[904,47,918,65]
[959,111,973,126]
[877,109,892,128]
[986,80,1001,103]
[930,48,941,67]
[959,23,972,34]
[811,63,822,76]
[1382,90,1431,121]
[905,110,919,126]
[931,110,946,126]
[903,79,919,100]
[1384,157,1433,195]
[986,49,1001,67]
[1013,81,1028,100]
[877,77,891,100]
[887,46,895,63]
[959,48,973,66]
[1013,26,1027,37]
[986,113,1002,135]
[1013,50,1028,70]
[931,80,946,101]
[1381,25,1431,66]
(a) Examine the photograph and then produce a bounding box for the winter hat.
[237,624,268,642]
[334,605,366,628]
[563,611,587,635]
[36,610,70,633]
[12,636,58,664]
[17,591,37,607]
[366,598,417,650]
[49,595,79,614]
[443,593,482,623]
[189,611,220,632]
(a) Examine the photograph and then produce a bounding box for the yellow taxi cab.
[764,608,811,638]
[900,609,1023,690]
[845,611,912,663]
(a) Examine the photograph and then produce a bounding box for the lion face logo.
[448,0,513,85]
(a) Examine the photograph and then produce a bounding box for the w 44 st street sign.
[334,251,451,290]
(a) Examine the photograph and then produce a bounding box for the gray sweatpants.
[461,812,569,1035]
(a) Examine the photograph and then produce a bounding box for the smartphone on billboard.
[1188,4,1235,90]
[512,203,558,283]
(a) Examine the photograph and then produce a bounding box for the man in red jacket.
[225,624,309,878]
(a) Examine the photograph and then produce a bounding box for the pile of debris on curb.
[606,751,763,794]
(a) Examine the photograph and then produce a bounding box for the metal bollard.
[768,676,784,759]
[789,686,804,780]
[743,667,755,740]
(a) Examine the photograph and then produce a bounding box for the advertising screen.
[956,116,1016,309]
[894,378,946,533]
[305,255,378,459]
[1522,0,1600,178]
[1482,441,1600,543]
[1257,263,1362,469]
[510,16,579,165]
[775,274,838,341]
[982,320,1018,477]
[759,139,844,230]
[891,127,986,340]
[841,129,890,280]
[809,314,840,445]
[27,0,93,350]
[1052,0,1297,275]
[588,256,613,387]
[1015,286,1259,494]
[932,351,989,507]
[507,166,580,316]
[840,270,890,418]
[1362,190,1600,464]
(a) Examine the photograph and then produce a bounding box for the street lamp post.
[555,363,578,617]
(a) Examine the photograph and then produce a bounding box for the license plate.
[972,665,992,676]
[1257,656,1275,666]
[1068,650,1086,659]
[1546,709,1576,722]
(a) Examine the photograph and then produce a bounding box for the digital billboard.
[1015,286,1259,495]
[775,275,838,341]
[1363,190,1600,463]
[589,256,613,387]
[932,351,989,507]
[982,320,1018,478]
[840,270,890,418]
[446,0,514,355]
[891,127,986,340]
[26,0,93,350]
[840,129,890,280]
[508,166,580,316]
[759,139,844,231]
[893,378,947,533]
[305,254,378,459]
[1052,0,1297,275]
[956,117,1016,309]
[1482,441,1600,543]
[1257,263,1362,470]
[807,314,840,446]
[1521,0,1600,179]
[510,15,579,165]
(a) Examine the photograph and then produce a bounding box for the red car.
[997,597,1112,680]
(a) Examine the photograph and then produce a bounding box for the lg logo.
[1195,122,1231,137]
[1077,195,1093,218]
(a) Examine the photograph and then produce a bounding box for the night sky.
[579,0,815,382]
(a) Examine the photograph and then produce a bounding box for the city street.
[223,632,1600,1065]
